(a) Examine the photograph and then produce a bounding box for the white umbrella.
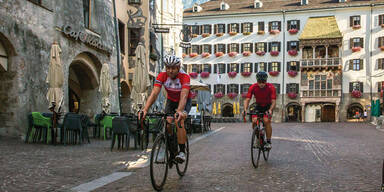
[131,42,150,112]
[190,79,209,91]
[46,42,64,112]
[99,63,112,114]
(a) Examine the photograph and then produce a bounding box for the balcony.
[301,89,341,98]
[301,58,341,70]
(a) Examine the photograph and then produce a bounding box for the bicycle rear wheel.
[176,138,189,176]
[150,134,168,191]
[251,128,262,168]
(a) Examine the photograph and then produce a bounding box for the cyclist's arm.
[269,99,276,113]
[243,98,251,112]
[143,86,161,112]
[176,88,189,113]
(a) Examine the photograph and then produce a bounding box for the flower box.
[189,72,198,78]
[228,52,238,57]
[241,72,252,77]
[182,53,187,58]
[257,31,265,35]
[270,51,279,56]
[191,92,197,99]
[200,71,210,78]
[242,51,251,57]
[288,50,298,56]
[269,71,280,76]
[381,24,384,28]
[352,25,361,29]
[241,92,248,98]
[214,92,224,98]
[288,70,298,77]
[215,52,224,57]
[243,32,251,35]
[380,46,384,51]
[352,47,361,52]
[288,92,297,99]
[256,51,265,56]
[215,33,224,37]
[351,90,362,98]
[270,29,280,35]
[228,71,237,78]
[201,52,211,58]
[288,28,298,34]
[229,32,238,36]
[189,53,198,57]
[227,92,238,99]
[192,34,198,38]
[202,33,210,38]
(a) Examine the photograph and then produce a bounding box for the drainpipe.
[281,10,286,122]
[369,4,374,121]
[112,0,122,115]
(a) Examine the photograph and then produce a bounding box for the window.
[203,64,211,73]
[242,23,253,33]
[241,84,251,93]
[258,22,264,32]
[379,15,384,26]
[379,37,384,48]
[215,24,226,33]
[350,15,361,27]
[258,62,266,72]
[83,0,91,28]
[255,42,267,52]
[128,28,140,56]
[215,84,226,93]
[202,44,212,54]
[242,43,253,52]
[269,42,280,52]
[378,81,384,92]
[182,47,191,55]
[128,0,141,4]
[349,82,363,92]
[191,64,202,73]
[229,43,239,53]
[378,58,384,70]
[203,25,212,34]
[218,63,226,74]
[192,45,202,54]
[287,41,299,51]
[193,6,198,12]
[221,3,226,10]
[227,84,239,94]
[191,25,201,35]
[350,38,363,48]
[215,44,226,53]
[287,61,299,71]
[273,84,280,94]
[228,63,239,72]
[268,62,280,72]
[287,20,300,30]
[118,20,125,54]
[241,63,252,72]
[309,75,332,91]
[349,59,363,71]
[309,80,314,89]
[229,23,240,33]
[286,83,299,94]
[269,21,281,31]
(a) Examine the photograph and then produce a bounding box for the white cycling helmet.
[163,55,181,67]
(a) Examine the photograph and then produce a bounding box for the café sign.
[62,25,112,54]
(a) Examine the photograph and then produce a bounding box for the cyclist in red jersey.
[140,55,191,164]
[242,71,276,150]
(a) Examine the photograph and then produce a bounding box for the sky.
[182,0,210,9]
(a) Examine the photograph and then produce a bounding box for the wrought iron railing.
[301,58,341,67]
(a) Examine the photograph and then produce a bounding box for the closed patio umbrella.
[190,79,209,91]
[233,102,236,115]
[131,42,150,113]
[237,102,240,115]
[218,103,221,114]
[212,102,216,115]
[99,63,112,114]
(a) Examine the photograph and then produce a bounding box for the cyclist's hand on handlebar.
[242,110,247,117]
[138,110,147,121]
[175,110,183,121]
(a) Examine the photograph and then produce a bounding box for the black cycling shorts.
[165,98,192,116]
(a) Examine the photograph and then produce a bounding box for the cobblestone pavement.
[0,126,217,192]
[94,122,384,192]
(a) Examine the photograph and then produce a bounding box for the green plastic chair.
[100,116,114,140]
[27,112,52,143]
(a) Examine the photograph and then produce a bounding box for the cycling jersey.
[246,83,276,106]
[154,71,192,102]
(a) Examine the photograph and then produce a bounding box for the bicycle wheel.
[176,138,189,176]
[150,134,168,191]
[251,128,262,168]
[261,132,270,161]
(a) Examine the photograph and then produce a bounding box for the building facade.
[183,0,384,122]
[0,0,118,137]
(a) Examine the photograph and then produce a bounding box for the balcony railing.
[301,89,341,98]
[301,58,341,67]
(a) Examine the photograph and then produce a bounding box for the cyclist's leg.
[164,99,176,134]
[262,104,272,141]
[176,98,191,153]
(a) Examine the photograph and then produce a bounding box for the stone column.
[301,102,306,122]
[335,104,339,122]
[325,45,329,60]
[312,46,316,59]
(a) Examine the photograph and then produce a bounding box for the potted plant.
[214,92,224,98]
[201,52,211,58]
[380,46,384,51]
[288,92,297,99]
[192,34,198,38]
[256,51,265,56]
[243,32,251,35]
[228,52,238,57]
[189,53,198,57]
[241,92,248,98]
[189,72,198,79]
[202,33,210,38]
[270,51,279,56]
[242,51,251,57]
[215,52,224,57]
[228,71,237,78]
[200,71,210,78]
[270,29,280,34]
[288,28,298,34]
[288,70,298,77]
[215,33,224,37]
[351,90,362,98]
[288,49,298,56]
[352,47,361,52]
[269,71,279,76]
[182,53,187,58]
[352,25,361,29]
[241,72,252,77]
[150,52,159,61]
[227,92,238,99]
[229,32,238,36]
[257,31,265,35]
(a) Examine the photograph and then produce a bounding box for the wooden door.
[321,105,335,122]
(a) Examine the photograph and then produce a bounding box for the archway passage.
[286,103,302,122]
[222,103,234,117]
[121,80,131,114]
[347,103,364,120]
[68,52,101,116]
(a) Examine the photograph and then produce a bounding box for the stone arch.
[120,80,131,114]
[285,102,302,122]
[347,103,364,120]
[68,52,102,114]
[222,103,233,117]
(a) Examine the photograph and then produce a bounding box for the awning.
[299,16,342,40]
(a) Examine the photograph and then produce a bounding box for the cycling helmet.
[256,71,268,81]
[163,55,181,67]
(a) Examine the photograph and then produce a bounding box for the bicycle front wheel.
[251,128,261,168]
[176,138,189,176]
[150,134,168,191]
[262,132,270,161]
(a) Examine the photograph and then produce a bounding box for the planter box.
[228,52,238,57]
[288,92,297,99]
[241,92,248,98]
[215,52,224,57]
[228,71,237,78]
[288,70,298,77]
[270,30,280,35]
[352,47,361,52]
[257,31,265,35]
[351,90,362,98]
[192,34,198,38]
[227,92,238,99]
[202,33,210,38]
[269,71,279,76]
[215,33,224,37]
[241,72,252,77]
[256,51,265,56]
[270,51,279,56]
[200,72,210,78]
[189,53,198,57]
[189,72,198,78]
[288,29,298,34]
[182,53,187,58]
[242,51,251,57]
[229,32,238,36]
[352,25,361,29]
[243,32,251,35]
[288,49,298,56]
[201,52,211,58]
[214,92,224,98]
[380,46,384,51]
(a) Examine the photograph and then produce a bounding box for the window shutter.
[350,16,353,27]
[198,25,202,35]
[268,22,272,32]
[254,63,258,73]
[297,41,300,50]
[199,45,202,54]
[241,84,244,93]
[214,44,217,53]
[278,21,281,31]
[241,23,243,33]
[250,23,253,32]
[250,43,254,53]
[264,43,267,52]
[360,38,364,48]
[236,64,240,72]
[214,84,217,93]
[360,82,364,92]
[250,63,253,72]
[380,37,383,47]
[350,38,353,48]
[227,64,230,73]
[208,64,212,73]
[360,59,364,70]
[241,43,244,52]
[278,62,281,72]
[236,44,239,52]
[228,24,231,33]
[379,59,383,70]
[297,61,300,69]
[241,63,244,72]
[287,62,290,72]
[268,62,272,72]
[296,84,299,94]
[287,41,291,51]
[349,60,353,70]
[297,20,300,30]
[268,42,272,52]
[349,82,353,92]
[287,20,290,31]
[214,64,217,73]
[255,43,258,52]
[214,24,217,34]
[209,45,212,54]
[278,42,281,52]
[286,84,289,93]
[380,15,383,26]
